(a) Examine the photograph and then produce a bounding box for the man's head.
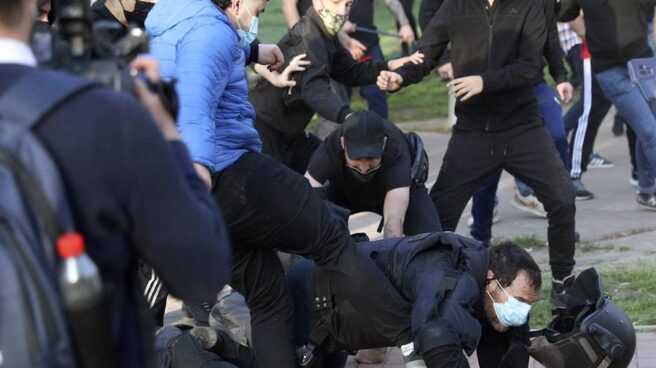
[483,242,542,332]
[0,0,37,42]
[37,0,51,23]
[340,111,387,182]
[217,0,266,37]
[312,0,351,35]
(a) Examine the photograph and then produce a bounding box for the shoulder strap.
[0,70,97,128]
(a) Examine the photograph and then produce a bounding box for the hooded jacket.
[146,0,261,174]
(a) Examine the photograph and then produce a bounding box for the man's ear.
[485,270,498,293]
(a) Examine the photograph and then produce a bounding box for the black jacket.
[395,0,546,132]
[560,0,655,72]
[249,8,388,138]
[0,65,231,367]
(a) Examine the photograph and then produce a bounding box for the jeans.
[346,44,389,119]
[432,121,576,280]
[470,83,570,244]
[595,66,656,193]
[211,153,412,368]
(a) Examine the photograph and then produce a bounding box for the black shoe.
[550,274,576,308]
[572,178,594,200]
[637,193,656,211]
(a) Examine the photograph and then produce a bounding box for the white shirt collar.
[0,38,37,67]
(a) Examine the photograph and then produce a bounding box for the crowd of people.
[1,0,653,367]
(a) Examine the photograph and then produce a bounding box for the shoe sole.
[637,201,656,211]
[575,194,594,201]
[510,197,547,218]
[588,164,615,169]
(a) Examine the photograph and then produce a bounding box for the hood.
[145,0,231,37]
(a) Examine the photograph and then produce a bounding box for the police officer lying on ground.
[287,233,541,368]
[249,0,423,174]
[304,111,441,238]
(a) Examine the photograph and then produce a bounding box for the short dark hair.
[489,242,542,291]
[0,0,26,27]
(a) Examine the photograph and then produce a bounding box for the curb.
[634,325,656,333]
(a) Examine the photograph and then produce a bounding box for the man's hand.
[398,24,415,43]
[258,44,285,71]
[556,82,574,103]
[447,75,483,101]
[387,51,424,70]
[377,71,404,92]
[437,62,454,81]
[341,35,367,60]
[130,58,180,142]
[275,54,311,88]
[193,163,213,190]
[341,20,357,34]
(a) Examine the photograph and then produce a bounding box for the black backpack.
[0,70,96,368]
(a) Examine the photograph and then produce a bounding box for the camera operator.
[0,0,232,366]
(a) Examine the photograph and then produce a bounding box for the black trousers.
[212,153,412,368]
[325,184,442,235]
[430,122,576,280]
[256,122,322,174]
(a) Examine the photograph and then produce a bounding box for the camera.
[32,0,178,117]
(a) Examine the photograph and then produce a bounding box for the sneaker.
[636,193,656,211]
[467,204,500,227]
[630,171,639,187]
[550,274,576,308]
[572,178,594,201]
[401,343,427,368]
[510,190,547,218]
[588,153,614,169]
[355,348,388,364]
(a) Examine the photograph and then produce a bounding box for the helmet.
[528,268,636,368]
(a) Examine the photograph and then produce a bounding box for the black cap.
[342,111,386,159]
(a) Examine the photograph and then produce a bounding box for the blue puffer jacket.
[146,0,261,174]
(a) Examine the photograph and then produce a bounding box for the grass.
[258,0,448,122]
[530,262,656,328]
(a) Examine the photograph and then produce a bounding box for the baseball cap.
[342,111,386,160]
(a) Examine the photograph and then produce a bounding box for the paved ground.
[166,108,656,367]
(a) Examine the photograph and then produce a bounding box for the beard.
[483,289,510,333]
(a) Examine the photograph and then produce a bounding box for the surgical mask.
[346,164,381,183]
[236,2,259,47]
[123,1,155,27]
[317,0,348,35]
[487,280,531,327]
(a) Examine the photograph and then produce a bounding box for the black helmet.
[528,268,636,368]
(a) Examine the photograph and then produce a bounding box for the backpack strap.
[0,70,97,128]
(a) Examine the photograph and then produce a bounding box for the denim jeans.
[346,44,389,119]
[595,66,656,194]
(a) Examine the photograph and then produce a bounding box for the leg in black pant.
[404,185,443,235]
[213,153,412,368]
[256,122,321,174]
[430,127,506,232]
[501,125,576,280]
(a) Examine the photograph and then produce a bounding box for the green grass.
[258,0,448,122]
[530,262,656,328]
[492,234,547,249]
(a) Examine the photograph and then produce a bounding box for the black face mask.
[124,1,155,27]
[347,164,381,183]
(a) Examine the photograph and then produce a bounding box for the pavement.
[165,108,656,367]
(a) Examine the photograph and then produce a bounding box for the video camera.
[33,0,177,116]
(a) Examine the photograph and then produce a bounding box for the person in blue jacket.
[145,0,415,367]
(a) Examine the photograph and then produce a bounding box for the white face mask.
[236,1,258,47]
[487,280,532,327]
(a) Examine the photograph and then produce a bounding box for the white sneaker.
[467,203,500,227]
[510,190,547,218]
